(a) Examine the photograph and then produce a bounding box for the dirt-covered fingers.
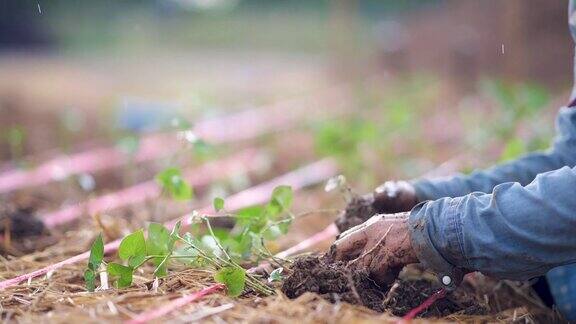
[338,219,370,239]
[331,225,370,261]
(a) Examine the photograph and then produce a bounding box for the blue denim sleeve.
[409,165,576,280]
[411,107,576,201]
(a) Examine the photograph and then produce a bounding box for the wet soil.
[334,194,375,233]
[281,255,488,318]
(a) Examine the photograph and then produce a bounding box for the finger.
[337,214,383,243]
[331,228,369,261]
[372,263,401,287]
[338,220,369,240]
[366,249,402,286]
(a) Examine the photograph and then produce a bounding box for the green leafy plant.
[481,80,551,158]
[156,167,194,201]
[84,186,294,297]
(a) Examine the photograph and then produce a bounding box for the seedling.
[155,167,194,201]
[84,234,104,292]
[84,185,294,297]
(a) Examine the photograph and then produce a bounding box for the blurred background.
[0,0,572,191]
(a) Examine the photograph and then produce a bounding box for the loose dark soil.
[0,206,54,255]
[0,207,46,238]
[334,194,375,233]
[281,255,488,318]
[383,279,488,317]
[281,255,388,312]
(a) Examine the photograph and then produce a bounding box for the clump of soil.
[281,255,388,312]
[334,194,375,233]
[0,207,46,238]
[384,279,488,317]
[0,206,53,255]
[281,255,488,318]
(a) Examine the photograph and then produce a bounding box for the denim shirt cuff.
[408,198,468,285]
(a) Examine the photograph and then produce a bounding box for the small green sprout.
[84,234,104,292]
[156,167,194,201]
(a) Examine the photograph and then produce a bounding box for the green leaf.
[84,269,96,292]
[85,234,104,292]
[264,186,293,220]
[270,186,293,211]
[236,205,265,226]
[268,268,284,283]
[107,263,134,288]
[146,223,171,277]
[213,197,225,212]
[156,167,194,201]
[87,234,104,271]
[147,223,170,254]
[119,230,147,268]
[214,267,246,297]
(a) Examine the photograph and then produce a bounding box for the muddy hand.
[372,181,419,214]
[330,213,419,285]
[334,180,419,233]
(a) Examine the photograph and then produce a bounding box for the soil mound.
[384,279,488,317]
[281,255,388,311]
[281,255,488,318]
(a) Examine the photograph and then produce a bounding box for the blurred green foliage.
[5,126,26,162]
[480,79,552,162]
[313,77,436,183]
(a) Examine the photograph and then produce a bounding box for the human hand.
[334,181,419,232]
[330,213,419,285]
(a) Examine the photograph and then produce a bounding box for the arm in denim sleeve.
[410,107,576,201]
[409,166,576,280]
